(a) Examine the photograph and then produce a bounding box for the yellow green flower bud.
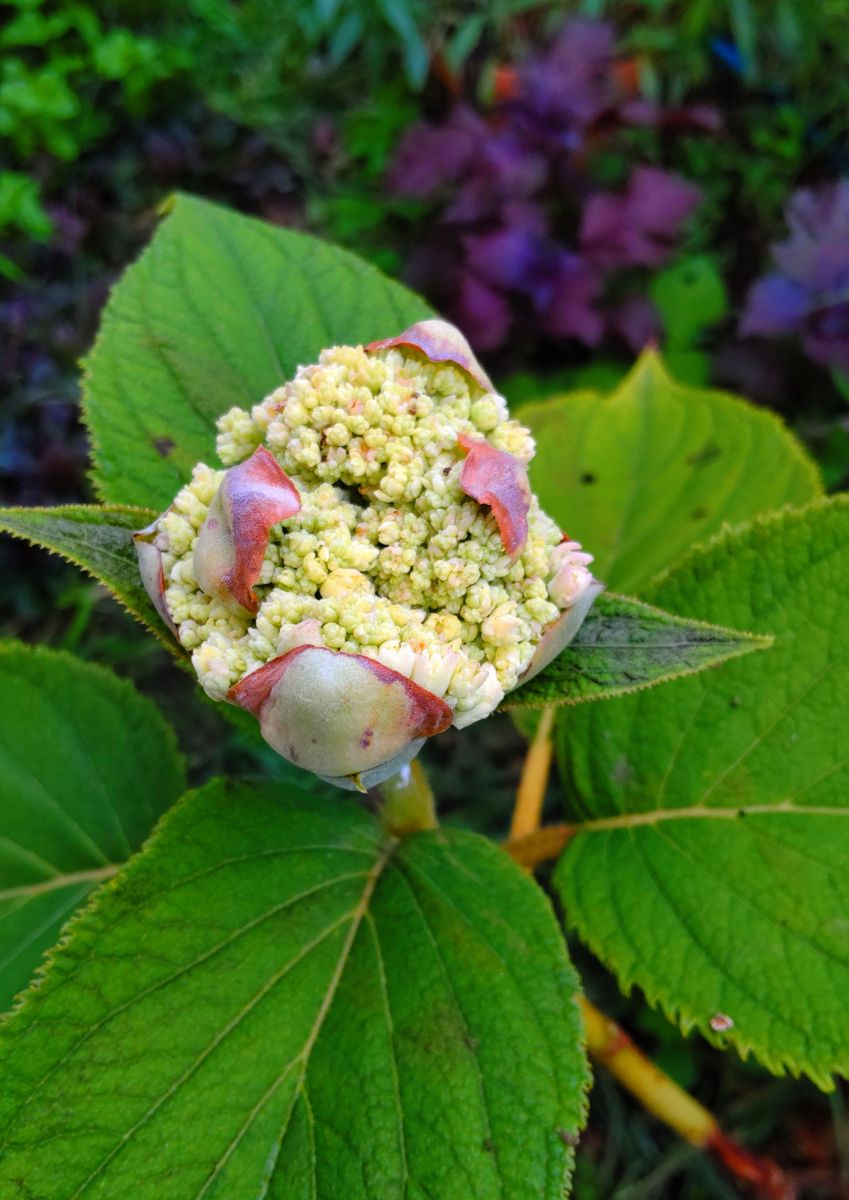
[136,320,602,789]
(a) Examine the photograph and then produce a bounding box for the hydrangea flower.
[136,321,602,790]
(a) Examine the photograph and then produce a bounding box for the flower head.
[136,320,602,789]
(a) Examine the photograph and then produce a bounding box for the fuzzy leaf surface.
[504,593,771,709]
[523,350,822,592]
[83,194,432,509]
[555,498,849,1086]
[0,642,184,1010]
[0,503,175,645]
[0,780,589,1199]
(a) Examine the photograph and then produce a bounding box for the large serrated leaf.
[0,642,184,1010]
[0,779,589,1199]
[0,503,176,647]
[83,194,432,509]
[523,350,822,593]
[554,497,849,1087]
[504,593,771,709]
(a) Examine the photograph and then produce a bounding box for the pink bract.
[194,446,301,614]
[365,318,494,391]
[229,644,453,781]
[133,519,178,637]
[457,433,531,557]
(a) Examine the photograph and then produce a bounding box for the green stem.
[377,759,437,837]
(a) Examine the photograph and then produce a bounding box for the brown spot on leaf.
[686,443,722,467]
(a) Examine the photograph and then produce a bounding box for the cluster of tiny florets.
[156,344,578,727]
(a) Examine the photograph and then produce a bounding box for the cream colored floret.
[155,344,593,724]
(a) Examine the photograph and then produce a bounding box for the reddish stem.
[708,1130,796,1200]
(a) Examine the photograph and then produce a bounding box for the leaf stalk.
[509,706,556,840]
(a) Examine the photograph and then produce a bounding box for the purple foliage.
[387,19,706,355]
[579,167,702,270]
[740,181,849,374]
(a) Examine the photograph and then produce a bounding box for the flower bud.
[138,321,603,787]
[319,568,373,599]
[548,540,596,607]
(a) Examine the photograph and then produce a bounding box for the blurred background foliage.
[1,0,848,1195]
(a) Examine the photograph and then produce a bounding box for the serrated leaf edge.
[502,592,773,711]
[0,504,186,658]
[0,640,185,1014]
[557,848,840,1091]
[644,492,849,598]
[556,494,849,1091]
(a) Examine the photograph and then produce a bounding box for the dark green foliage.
[0,641,184,1010]
[0,504,167,643]
[556,497,849,1086]
[0,779,589,1198]
[83,194,432,508]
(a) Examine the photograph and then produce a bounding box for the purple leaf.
[452,275,513,351]
[740,276,810,337]
[543,254,604,345]
[581,167,701,269]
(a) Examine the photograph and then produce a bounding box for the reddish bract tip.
[133,520,177,636]
[194,446,300,614]
[229,645,453,778]
[365,319,494,391]
[457,433,531,557]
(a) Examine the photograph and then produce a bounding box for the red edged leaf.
[194,446,300,613]
[229,644,453,778]
[365,318,494,391]
[458,434,531,557]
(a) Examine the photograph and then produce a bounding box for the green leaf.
[0,642,184,1011]
[650,255,728,347]
[503,593,771,710]
[554,497,849,1086]
[0,779,589,1198]
[523,349,822,593]
[83,193,432,510]
[0,503,180,650]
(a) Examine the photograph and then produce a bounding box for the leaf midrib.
[188,845,392,1200]
[0,865,119,903]
[574,800,849,834]
[56,844,393,1200]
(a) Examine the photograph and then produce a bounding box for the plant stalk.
[510,705,556,840]
[376,758,437,836]
[505,822,573,868]
[581,998,793,1199]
